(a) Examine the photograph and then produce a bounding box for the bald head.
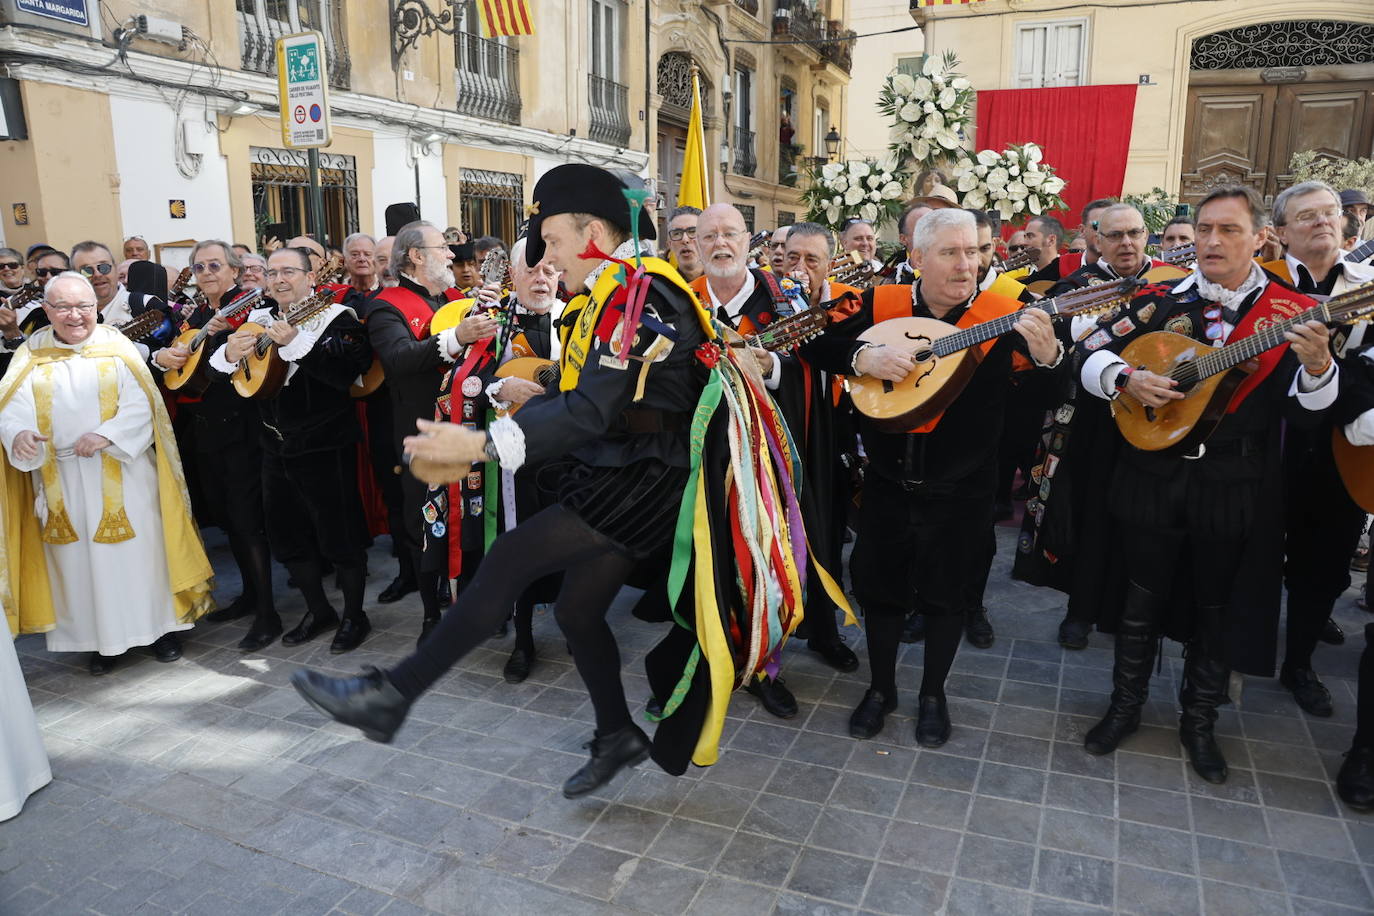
[697,204,750,281]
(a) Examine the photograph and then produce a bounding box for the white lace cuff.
[485,378,511,411]
[487,416,526,470]
[277,326,320,362]
[436,328,459,364]
[1033,341,1065,369]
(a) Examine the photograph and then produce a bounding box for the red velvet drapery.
[975,85,1139,232]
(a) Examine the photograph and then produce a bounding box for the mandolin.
[744,230,772,266]
[115,308,171,343]
[1161,242,1196,267]
[729,302,835,353]
[994,248,1038,275]
[1333,427,1374,513]
[850,278,1143,432]
[7,282,46,333]
[230,289,337,400]
[492,357,559,415]
[430,248,511,337]
[162,288,266,394]
[166,267,196,316]
[1112,280,1374,454]
[1347,237,1374,267]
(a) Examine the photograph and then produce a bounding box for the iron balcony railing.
[733,0,760,14]
[734,127,757,178]
[455,33,522,124]
[236,0,351,89]
[588,74,631,147]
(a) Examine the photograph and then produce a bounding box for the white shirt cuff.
[436,328,459,364]
[485,377,510,410]
[488,415,526,470]
[208,344,237,376]
[1346,408,1374,447]
[1033,342,1065,369]
[764,351,782,391]
[149,348,172,372]
[1288,362,1339,410]
[1081,349,1127,400]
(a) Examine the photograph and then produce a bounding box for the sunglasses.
[0,262,20,271]
[192,260,225,274]
[34,266,65,277]
[1007,245,1026,253]
[79,263,114,277]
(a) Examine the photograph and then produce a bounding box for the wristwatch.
[483,435,501,463]
[3,334,23,350]
[1113,366,1134,392]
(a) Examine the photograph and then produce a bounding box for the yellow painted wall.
[0,83,121,252]
[441,144,534,228]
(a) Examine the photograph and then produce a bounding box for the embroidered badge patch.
[1054,404,1075,425]
[461,376,483,397]
[1044,454,1060,478]
[1164,315,1193,336]
[466,472,482,490]
[1083,329,1112,351]
[1136,303,1156,323]
[430,521,446,537]
[1110,317,1136,337]
[468,497,483,516]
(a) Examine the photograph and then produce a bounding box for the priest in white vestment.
[0,273,214,675]
[1,624,50,821]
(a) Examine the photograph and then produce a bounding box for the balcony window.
[236,0,351,89]
[453,0,521,123]
[588,0,630,146]
[460,168,524,245]
[733,66,756,177]
[250,147,358,247]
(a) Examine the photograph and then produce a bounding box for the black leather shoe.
[1180,725,1228,784]
[282,610,340,647]
[88,652,116,676]
[205,595,254,623]
[330,615,372,654]
[849,689,897,740]
[291,666,412,743]
[237,618,282,652]
[436,579,452,607]
[563,724,651,798]
[1320,618,1346,645]
[152,633,182,663]
[808,637,859,673]
[1281,665,1333,717]
[1058,616,1091,650]
[377,576,417,604]
[503,648,534,684]
[915,695,951,747]
[417,614,442,648]
[746,676,798,719]
[1337,747,1374,812]
[964,606,994,649]
[899,612,926,643]
[1084,706,1140,755]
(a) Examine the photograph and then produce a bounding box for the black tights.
[389,505,636,735]
[229,532,275,620]
[865,610,961,702]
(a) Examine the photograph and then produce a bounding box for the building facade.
[909,0,1374,209]
[0,0,850,260]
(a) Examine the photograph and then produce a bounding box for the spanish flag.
[476,0,534,37]
[677,65,711,210]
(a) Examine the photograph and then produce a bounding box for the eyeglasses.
[192,260,225,274]
[265,267,306,279]
[242,265,267,275]
[1290,207,1341,226]
[0,262,19,271]
[34,267,65,278]
[667,227,698,241]
[1006,245,1026,253]
[1100,228,1147,242]
[699,230,745,244]
[78,263,114,277]
[46,303,96,314]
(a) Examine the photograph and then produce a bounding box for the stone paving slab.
[2,527,1372,915]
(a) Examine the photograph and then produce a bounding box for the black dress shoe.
[1280,665,1333,717]
[1337,746,1374,812]
[808,637,859,673]
[915,695,952,747]
[964,606,994,649]
[746,676,798,719]
[1180,726,1228,784]
[1058,616,1091,650]
[152,633,182,663]
[1084,706,1139,755]
[900,612,926,643]
[417,614,443,648]
[282,610,340,647]
[204,595,254,623]
[503,648,534,684]
[436,579,452,607]
[330,615,372,654]
[89,652,116,676]
[237,619,283,652]
[377,576,417,604]
[849,688,897,739]
[562,724,651,798]
[290,666,412,743]
[1320,618,1346,645]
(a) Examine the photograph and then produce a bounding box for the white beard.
[705,259,743,280]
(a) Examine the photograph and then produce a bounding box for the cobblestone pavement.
[3,527,1373,915]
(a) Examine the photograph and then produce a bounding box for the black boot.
[1058,615,1091,650]
[503,647,535,683]
[1179,631,1230,784]
[1338,747,1374,812]
[964,605,994,649]
[290,666,412,743]
[1084,583,1161,756]
[418,613,443,648]
[562,724,651,798]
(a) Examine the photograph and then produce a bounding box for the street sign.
[275,31,331,149]
[16,0,88,27]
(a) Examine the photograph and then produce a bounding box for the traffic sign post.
[276,31,331,243]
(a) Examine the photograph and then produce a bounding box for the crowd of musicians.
[3,167,1374,813]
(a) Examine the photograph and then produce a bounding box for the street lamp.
[824,125,841,161]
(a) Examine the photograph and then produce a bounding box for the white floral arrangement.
[878,51,974,171]
[952,143,1068,222]
[802,157,910,231]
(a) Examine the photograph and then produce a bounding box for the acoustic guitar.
[230,289,340,400]
[994,248,1037,275]
[162,288,266,394]
[115,308,170,343]
[7,282,46,333]
[1112,280,1374,454]
[850,278,1143,432]
[727,301,835,353]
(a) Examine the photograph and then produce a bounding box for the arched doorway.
[1180,20,1374,207]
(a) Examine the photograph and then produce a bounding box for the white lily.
[1006,181,1028,200]
[1025,144,1043,164]
[825,204,841,224]
[952,77,971,90]
[822,162,843,181]
[975,164,988,178]
[1022,171,1045,188]
[890,72,916,96]
[987,167,1009,189]
[833,176,849,192]
[913,76,933,101]
[997,198,1016,221]
[882,181,904,199]
[1027,195,1043,215]
[850,161,871,179]
[844,186,864,206]
[900,102,923,123]
[923,55,939,76]
[860,202,878,222]
[913,138,931,161]
[1044,176,1066,194]
[938,88,956,109]
[976,149,1000,167]
[957,170,979,192]
[937,131,960,150]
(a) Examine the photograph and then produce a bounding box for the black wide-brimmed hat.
[1340,189,1371,208]
[450,241,476,262]
[524,164,656,266]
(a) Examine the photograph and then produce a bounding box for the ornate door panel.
[1269,83,1374,189]
[1180,87,1276,207]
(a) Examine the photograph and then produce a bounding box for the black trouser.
[389,505,637,735]
[1354,624,1374,750]
[195,433,274,615]
[399,469,446,619]
[850,470,994,700]
[262,446,369,569]
[365,391,410,570]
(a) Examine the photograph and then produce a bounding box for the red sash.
[1223,280,1316,412]
[1058,252,1083,277]
[372,285,460,340]
[873,284,1024,433]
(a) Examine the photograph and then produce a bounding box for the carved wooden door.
[1268,81,1374,191]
